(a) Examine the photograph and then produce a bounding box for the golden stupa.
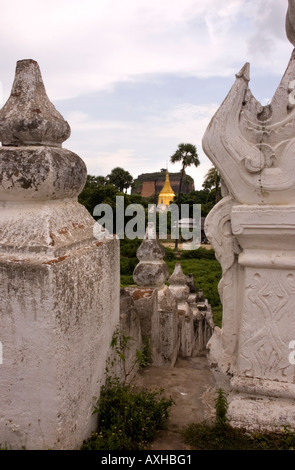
[158,168,175,206]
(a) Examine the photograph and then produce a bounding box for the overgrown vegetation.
[79,171,220,219]
[81,378,174,450]
[81,328,174,450]
[183,388,295,450]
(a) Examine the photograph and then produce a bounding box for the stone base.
[228,394,295,432]
[228,374,295,432]
[0,237,120,450]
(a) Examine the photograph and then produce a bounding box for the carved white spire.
[133,222,169,287]
[0,59,70,146]
[286,0,295,46]
[0,59,94,255]
[202,46,295,204]
[203,1,295,433]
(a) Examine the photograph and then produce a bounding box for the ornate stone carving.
[203,1,295,431]
[238,269,295,382]
[205,197,241,372]
[202,53,295,204]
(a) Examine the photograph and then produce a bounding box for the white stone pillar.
[0,60,120,449]
[131,223,170,366]
[203,2,295,431]
[227,206,295,430]
[168,263,194,357]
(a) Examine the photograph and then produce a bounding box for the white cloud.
[0,0,292,191]
[63,100,218,189]
[68,111,133,131]
[1,0,291,101]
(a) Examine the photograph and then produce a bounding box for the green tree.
[202,166,221,204]
[86,175,108,186]
[107,167,133,193]
[170,143,200,250]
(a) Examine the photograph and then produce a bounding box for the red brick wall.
[141,181,158,197]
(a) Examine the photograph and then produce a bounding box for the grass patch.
[182,423,295,450]
[119,240,223,323]
[212,306,223,329]
[120,274,135,287]
[166,258,222,309]
[183,388,295,450]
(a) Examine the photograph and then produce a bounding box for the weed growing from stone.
[135,336,152,370]
[215,388,228,427]
[106,327,152,385]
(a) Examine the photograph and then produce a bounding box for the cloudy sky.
[0,0,292,189]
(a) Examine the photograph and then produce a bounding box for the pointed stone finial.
[168,263,190,302]
[0,59,70,146]
[0,60,93,253]
[168,263,187,285]
[0,60,86,203]
[136,222,166,261]
[286,0,295,47]
[133,222,169,287]
[235,62,250,82]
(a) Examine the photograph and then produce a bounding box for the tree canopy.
[107,167,133,193]
[202,166,221,204]
[170,143,200,249]
[170,143,199,170]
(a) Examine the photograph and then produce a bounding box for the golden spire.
[158,167,175,206]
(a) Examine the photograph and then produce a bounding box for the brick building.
[132,169,195,200]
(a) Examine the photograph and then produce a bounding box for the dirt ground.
[132,354,218,450]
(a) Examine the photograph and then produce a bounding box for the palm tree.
[170,143,200,250]
[202,166,221,204]
[107,167,133,193]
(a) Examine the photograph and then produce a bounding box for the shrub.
[120,275,134,287]
[81,377,174,450]
[120,257,138,275]
[164,246,176,261]
[120,238,141,258]
[180,247,216,260]
[215,388,228,427]
[166,258,222,308]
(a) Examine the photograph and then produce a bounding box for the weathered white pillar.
[168,263,194,357]
[0,60,120,449]
[203,2,295,431]
[129,223,170,366]
[158,286,179,366]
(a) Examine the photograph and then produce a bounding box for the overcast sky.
[0,0,292,189]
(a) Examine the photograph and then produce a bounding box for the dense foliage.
[79,172,218,219]
[107,167,133,193]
